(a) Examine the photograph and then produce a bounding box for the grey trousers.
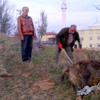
[53,45,74,63]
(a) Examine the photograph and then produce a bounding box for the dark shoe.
[2,73,12,77]
[22,58,31,62]
[27,59,31,62]
[23,60,31,63]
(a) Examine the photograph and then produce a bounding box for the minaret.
[61,0,67,28]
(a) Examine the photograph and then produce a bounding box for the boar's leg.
[61,68,69,84]
[72,84,77,94]
[83,69,91,86]
[72,85,84,100]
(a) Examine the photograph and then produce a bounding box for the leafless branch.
[93,5,100,10]
[0,0,15,34]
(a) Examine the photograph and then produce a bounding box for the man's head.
[69,25,77,34]
[22,6,29,16]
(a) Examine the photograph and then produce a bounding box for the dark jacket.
[56,27,81,51]
[17,15,36,40]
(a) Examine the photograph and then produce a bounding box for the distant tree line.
[0,0,15,34]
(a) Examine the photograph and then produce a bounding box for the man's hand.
[20,35,24,41]
[77,48,82,52]
[34,35,37,41]
[58,43,63,49]
[21,37,24,41]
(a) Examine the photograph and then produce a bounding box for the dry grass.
[0,33,99,100]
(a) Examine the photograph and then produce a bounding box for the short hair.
[22,6,29,11]
[70,25,77,28]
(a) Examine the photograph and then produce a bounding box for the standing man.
[17,7,37,62]
[53,25,82,63]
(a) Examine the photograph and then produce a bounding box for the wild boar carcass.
[61,60,100,99]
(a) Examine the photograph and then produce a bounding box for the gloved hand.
[77,48,82,52]
[58,43,63,49]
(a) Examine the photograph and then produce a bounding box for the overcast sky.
[9,0,100,33]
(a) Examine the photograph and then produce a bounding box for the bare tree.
[37,11,48,40]
[93,5,100,10]
[0,0,15,34]
[16,9,22,15]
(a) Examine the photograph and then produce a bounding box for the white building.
[78,25,100,49]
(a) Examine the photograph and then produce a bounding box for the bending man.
[53,25,82,63]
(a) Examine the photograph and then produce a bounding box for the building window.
[90,44,92,47]
[74,44,77,48]
[98,30,100,34]
[81,31,84,35]
[89,30,92,34]
[89,37,92,40]
[98,36,100,40]
[81,37,84,41]
[98,44,100,47]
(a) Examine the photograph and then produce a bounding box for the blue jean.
[21,35,33,61]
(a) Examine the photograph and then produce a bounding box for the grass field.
[0,33,100,100]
